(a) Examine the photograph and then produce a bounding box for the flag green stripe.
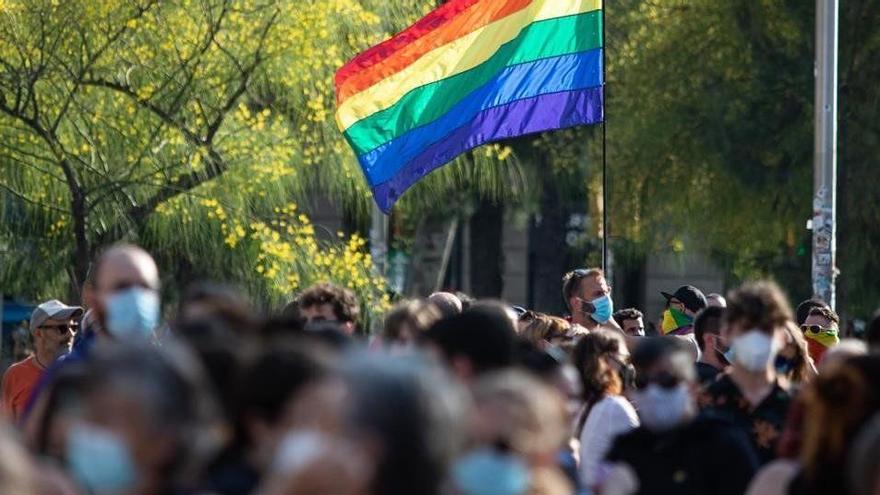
[344,10,602,156]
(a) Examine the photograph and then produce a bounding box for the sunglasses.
[635,371,682,391]
[40,323,78,334]
[800,324,835,334]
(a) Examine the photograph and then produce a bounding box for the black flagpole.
[601,0,608,273]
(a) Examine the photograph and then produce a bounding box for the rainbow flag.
[335,0,605,212]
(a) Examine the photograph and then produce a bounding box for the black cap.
[661,285,708,313]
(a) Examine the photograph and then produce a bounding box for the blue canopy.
[2,300,33,325]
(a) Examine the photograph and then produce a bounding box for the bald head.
[93,245,160,336]
[428,292,463,319]
[94,245,160,294]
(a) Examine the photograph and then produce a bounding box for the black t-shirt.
[605,416,759,495]
[699,374,792,465]
[695,361,722,387]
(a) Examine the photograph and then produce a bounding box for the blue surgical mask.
[453,449,530,495]
[589,294,614,324]
[105,287,159,341]
[723,346,736,365]
[66,423,137,493]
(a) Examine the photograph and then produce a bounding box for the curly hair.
[724,281,793,334]
[294,283,360,323]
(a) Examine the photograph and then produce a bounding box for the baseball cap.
[661,286,708,313]
[30,300,84,332]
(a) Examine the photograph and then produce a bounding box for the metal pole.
[370,204,389,277]
[812,0,838,309]
[601,0,608,274]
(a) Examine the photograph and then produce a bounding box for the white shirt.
[578,394,640,488]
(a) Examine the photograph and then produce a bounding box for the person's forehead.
[623,318,642,327]
[580,275,607,290]
[97,255,157,289]
[804,314,833,326]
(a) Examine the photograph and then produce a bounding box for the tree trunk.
[468,199,504,298]
[528,168,571,315]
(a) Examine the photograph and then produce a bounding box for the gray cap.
[30,300,83,332]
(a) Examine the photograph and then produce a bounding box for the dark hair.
[421,304,516,374]
[796,298,828,326]
[427,293,462,319]
[725,281,793,334]
[694,306,725,351]
[294,283,360,324]
[514,339,564,381]
[343,355,467,495]
[867,309,880,351]
[454,292,475,311]
[562,268,604,310]
[808,306,840,326]
[179,282,256,333]
[232,343,329,448]
[612,308,643,327]
[82,344,220,482]
[631,337,695,383]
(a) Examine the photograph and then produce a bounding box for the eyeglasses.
[800,324,835,334]
[40,323,78,334]
[635,371,682,391]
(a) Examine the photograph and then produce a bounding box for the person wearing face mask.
[455,370,572,495]
[659,285,707,336]
[90,245,162,348]
[572,329,639,490]
[600,338,759,495]
[65,344,220,495]
[693,306,728,387]
[698,281,794,465]
[561,269,617,332]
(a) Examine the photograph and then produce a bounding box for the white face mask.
[633,383,691,431]
[731,330,777,372]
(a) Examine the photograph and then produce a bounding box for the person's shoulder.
[3,357,34,377]
[600,394,637,414]
[705,372,736,394]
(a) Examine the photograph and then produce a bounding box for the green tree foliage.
[0,0,517,317]
[598,0,879,316]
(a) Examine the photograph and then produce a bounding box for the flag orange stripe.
[336,0,532,104]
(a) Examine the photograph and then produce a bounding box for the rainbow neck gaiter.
[662,307,693,335]
[805,327,840,364]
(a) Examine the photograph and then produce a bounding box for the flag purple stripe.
[371,85,604,212]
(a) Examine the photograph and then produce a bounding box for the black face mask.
[609,356,636,390]
[774,355,794,375]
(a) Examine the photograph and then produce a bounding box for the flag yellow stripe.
[336,0,601,131]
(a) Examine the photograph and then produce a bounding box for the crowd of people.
[1,245,879,495]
